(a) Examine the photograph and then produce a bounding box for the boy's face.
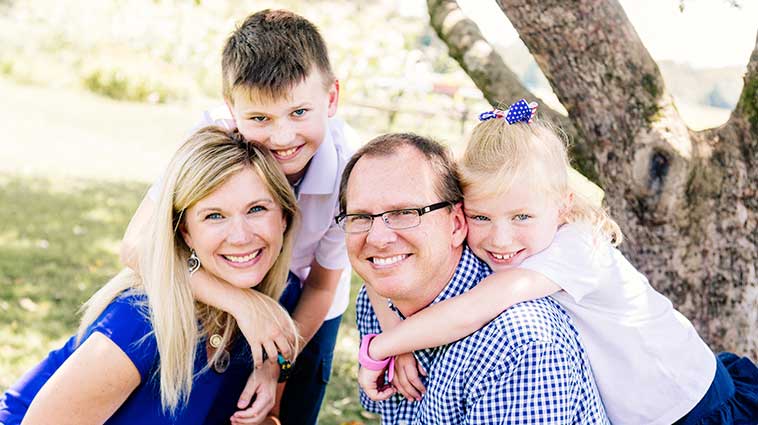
[228,71,339,183]
[464,178,563,271]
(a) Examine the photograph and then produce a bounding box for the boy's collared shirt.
[355,247,608,425]
[149,106,353,320]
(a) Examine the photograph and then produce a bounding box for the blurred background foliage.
[0,0,747,424]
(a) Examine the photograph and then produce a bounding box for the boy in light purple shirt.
[121,10,352,425]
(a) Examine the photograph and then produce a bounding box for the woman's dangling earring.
[188,249,201,275]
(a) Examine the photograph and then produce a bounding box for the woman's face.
[181,167,287,289]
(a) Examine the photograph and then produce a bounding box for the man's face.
[228,71,339,183]
[344,146,466,313]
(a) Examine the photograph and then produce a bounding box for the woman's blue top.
[0,293,253,424]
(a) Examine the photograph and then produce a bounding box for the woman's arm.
[368,269,561,360]
[22,332,140,425]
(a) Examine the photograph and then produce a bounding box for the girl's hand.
[358,364,396,401]
[391,353,427,401]
[231,361,279,425]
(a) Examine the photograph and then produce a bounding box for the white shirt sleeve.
[518,223,605,303]
[313,201,349,270]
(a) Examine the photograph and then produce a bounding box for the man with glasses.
[336,133,607,424]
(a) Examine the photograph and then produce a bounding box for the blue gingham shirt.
[356,246,609,424]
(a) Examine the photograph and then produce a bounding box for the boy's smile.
[229,71,339,183]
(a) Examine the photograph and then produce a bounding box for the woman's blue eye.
[205,212,223,220]
[514,214,531,221]
[292,109,307,117]
[249,205,266,214]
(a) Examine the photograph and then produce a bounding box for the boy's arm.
[119,195,154,270]
[368,269,561,360]
[291,260,342,347]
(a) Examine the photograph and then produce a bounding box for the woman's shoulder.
[97,290,151,331]
[85,290,157,378]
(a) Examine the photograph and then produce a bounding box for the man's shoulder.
[455,297,578,354]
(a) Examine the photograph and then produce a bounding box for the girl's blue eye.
[205,212,223,220]
[514,214,531,221]
[292,109,307,117]
[250,116,267,122]
[467,214,490,222]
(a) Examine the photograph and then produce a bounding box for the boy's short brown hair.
[222,9,335,103]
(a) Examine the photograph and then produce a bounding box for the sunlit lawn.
[0,78,377,424]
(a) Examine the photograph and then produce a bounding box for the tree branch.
[426,0,597,181]
[495,0,698,222]
[731,30,758,142]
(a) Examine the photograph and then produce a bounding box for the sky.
[453,0,758,69]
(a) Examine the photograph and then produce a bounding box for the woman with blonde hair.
[0,126,299,424]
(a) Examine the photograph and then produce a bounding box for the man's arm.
[466,340,606,424]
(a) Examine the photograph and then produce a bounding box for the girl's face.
[181,167,287,289]
[464,177,565,271]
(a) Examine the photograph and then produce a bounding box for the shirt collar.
[297,120,339,195]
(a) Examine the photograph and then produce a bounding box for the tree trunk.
[428,0,757,358]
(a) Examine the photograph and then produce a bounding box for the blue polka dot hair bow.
[478,99,538,124]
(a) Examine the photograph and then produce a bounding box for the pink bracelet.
[359,334,397,383]
[359,333,391,370]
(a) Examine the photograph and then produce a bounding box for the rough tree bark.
[428,0,757,358]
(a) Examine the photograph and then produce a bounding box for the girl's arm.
[22,332,140,425]
[365,284,402,331]
[368,269,561,360]
[364,284,427,401]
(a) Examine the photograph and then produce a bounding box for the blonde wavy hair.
[461,117,622,246]
[76,126,300,414]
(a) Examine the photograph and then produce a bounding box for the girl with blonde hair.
[357,101,758,424]
[0,126,299,424]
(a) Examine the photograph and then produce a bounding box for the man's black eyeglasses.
[335,201,458,234]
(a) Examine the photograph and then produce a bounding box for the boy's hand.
[391,353,427,402]
[190,270,298,366]
[231,361,279,425]
[358,365,396,401]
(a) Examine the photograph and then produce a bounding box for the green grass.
[0,174,146,388]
